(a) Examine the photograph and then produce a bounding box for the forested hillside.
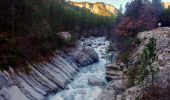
[112,0,170,53]
[0,0,116,70]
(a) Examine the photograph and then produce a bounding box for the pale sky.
[69,0,170,9]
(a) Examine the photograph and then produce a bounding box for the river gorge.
[1,27,169,100]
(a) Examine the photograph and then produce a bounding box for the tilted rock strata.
[0,47,99,100]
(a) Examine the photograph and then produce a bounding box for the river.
[48,37,112,100]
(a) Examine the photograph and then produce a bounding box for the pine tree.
[137,38,159,87]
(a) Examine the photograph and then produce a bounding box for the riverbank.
[0,37,99,100]
[99,27,170,100]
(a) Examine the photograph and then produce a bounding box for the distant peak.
[69,1,118,16]
[163,2,170,8]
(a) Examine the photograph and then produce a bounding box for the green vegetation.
[136,38,159,87]
[0,0,116,70]
[115,0,170,37]
[124,38,158,89]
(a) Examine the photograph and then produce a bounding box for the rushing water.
[49,37,111,100]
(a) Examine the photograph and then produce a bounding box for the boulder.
[57,32,71,40]
[82,47,99,62]
[88,76,105,86]
[73,47,99,67]
[74,51,93,66]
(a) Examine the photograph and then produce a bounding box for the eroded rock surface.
[0,41,99,100]
[100,27,170,100]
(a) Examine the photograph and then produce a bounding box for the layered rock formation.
[69,2,118,16]
[0,46,99,100]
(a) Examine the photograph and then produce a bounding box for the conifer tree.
[137,38,159,87]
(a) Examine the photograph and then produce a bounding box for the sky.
[69,0,170,9]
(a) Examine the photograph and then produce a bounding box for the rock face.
[105,64,124,82]
[100,27,170,100]
[69,2,118,16]
[96,63,125,100]
[137,27,170,88]
[164,2,170,8]
[0,46,99,100]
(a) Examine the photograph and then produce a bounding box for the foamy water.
[48,37,111,100]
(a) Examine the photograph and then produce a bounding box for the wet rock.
[101,56,107,59]
[0,88,12,100]
[74,89,87,94]
[74,47,99,67]
[0,73,10,88]
[97,43,102,46]
[74,51,93,66]
[82,47,99,62]
[88,76,105,86]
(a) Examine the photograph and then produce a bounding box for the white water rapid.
[48,37,111,100]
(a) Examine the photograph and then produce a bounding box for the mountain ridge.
[69,1,118,16]
[164,2,170,8]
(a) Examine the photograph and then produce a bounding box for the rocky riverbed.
[0,36,119,100]
[48,37,117,100]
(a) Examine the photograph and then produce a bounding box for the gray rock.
[88,76,105,86]
[82,47,99,62]
[57,32,71,40]
[73,46,99,67]
[0,73,10,89]
[106,64,120,71]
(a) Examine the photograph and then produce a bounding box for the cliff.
[69,2,118,16]
[164,2,170,8]
[99,27,170,100]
